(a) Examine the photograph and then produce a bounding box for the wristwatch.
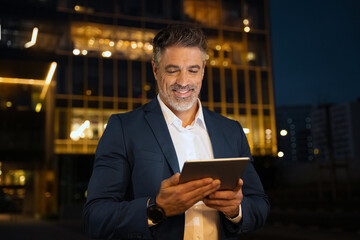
[147,197,166,224]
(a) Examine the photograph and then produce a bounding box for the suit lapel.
[203,108,226,158]
[143,99,180,174]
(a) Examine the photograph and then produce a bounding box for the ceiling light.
[24,27,39,48]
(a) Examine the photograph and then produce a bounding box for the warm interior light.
[244,26,251,32]
[70,120,90,141]
[102,51,112,57]
[215,45,221,51]
[73,49,80,55]
[247,52,256,61]
[82,50,88,55]
[0,77,44,86]
[24,27,39,48]
[243,128,250,134]
[131,41,137,49]
[19,175,26,185]
[278,151,284,158]
[243,19,250,25]
[35,103,42,112]
[109,41,115,47]
[40,62,57,100]
[280,129,288,136]
[314,148,319,155]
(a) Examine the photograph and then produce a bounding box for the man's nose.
[176,71,188,86]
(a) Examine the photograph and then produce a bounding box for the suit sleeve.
[220,121,270,236]
[83,114,153,239]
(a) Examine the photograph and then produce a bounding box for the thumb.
[233,178,244,192]
[161,173,180,188]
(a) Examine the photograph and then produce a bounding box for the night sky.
[269,0,360,106]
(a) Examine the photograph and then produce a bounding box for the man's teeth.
[177,89,189,93]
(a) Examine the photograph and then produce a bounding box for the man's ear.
[152,60,158,81]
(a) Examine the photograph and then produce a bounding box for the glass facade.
[54,0,276,156]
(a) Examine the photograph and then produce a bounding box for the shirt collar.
[157,94,206,130]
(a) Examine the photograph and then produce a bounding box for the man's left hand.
[203,178,243,218]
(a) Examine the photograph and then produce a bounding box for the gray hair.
[152,24,208,65]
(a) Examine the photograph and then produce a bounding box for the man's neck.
[172,104,199,128]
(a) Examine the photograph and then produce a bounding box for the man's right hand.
[155,173,221,217]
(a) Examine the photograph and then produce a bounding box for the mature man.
[83,24,269,240]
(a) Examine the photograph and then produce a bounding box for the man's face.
[152,46,205,113]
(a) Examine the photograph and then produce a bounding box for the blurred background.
[0,0,359,239]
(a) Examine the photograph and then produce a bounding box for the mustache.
[170,84,195,91]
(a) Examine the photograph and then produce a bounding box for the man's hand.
[156,173,221,217]
[203,178,243,218]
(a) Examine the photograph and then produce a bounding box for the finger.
[161,173,180,188]
[208,190,235,200]
[181,177,216,192]
[183,179,221,203]
[232,178,244,192]
[204,198,236,207]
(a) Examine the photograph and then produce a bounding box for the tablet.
[179,157,250,190]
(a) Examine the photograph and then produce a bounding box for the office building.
[0,0,275,217]
[276,105,314,162]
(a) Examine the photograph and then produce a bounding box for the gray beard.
[160,91,198,112]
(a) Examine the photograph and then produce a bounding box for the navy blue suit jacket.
[83,98,270,239]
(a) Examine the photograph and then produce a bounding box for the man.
[83,24,270,240]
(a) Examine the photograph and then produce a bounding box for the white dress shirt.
[157,95,242,240]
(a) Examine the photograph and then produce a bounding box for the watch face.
[147,205,165,223]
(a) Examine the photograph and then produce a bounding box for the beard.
[159,84,199,112]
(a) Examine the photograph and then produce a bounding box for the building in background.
[276,105,314,162]
[0,0,275,218]
[311,101,360,162]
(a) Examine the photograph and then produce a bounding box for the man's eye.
[167,69,178,74]
[189,70,199,74]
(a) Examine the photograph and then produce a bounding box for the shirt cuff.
[225,204,242,223]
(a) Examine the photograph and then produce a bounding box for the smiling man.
[83,24,269,240]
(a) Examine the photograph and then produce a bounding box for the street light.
[280,129,288,136]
